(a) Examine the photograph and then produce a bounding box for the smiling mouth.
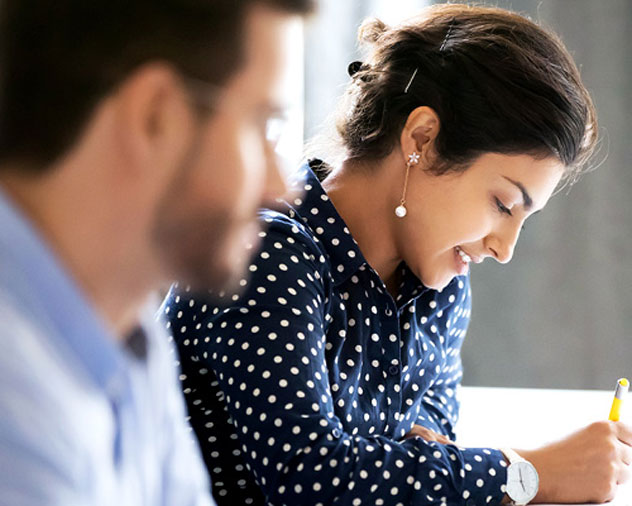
[455,246,472,264]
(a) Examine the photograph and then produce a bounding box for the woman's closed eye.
[495,196,532,231]
[494,197,513,216]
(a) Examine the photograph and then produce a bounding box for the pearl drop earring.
[395,152,420,218]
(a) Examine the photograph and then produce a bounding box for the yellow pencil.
[608,378,629,422]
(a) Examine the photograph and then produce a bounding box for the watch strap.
[500,447,526,465]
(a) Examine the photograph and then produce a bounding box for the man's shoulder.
[0,290,107,418]
[0,293,98,501]
[0,290,54,362]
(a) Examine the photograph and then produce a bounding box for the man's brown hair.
[0,0,314,170]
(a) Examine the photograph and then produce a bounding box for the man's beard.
[153,209,253,293]
[149,125,257,294]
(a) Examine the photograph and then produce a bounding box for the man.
[0,0,313,504]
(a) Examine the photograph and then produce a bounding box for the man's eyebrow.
[502,176,533,210]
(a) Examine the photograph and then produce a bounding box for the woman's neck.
[321,157,403,294]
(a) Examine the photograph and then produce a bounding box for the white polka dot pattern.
[165,164,507,505]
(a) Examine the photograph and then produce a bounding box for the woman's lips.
[454,246,470,275]
[454,246,483,275]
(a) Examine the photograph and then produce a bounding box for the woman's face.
[396,153,564,291]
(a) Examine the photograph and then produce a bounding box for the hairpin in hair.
[439,18,456,52]
[404,67,418,94]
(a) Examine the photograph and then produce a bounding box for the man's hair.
[0,0,313,170]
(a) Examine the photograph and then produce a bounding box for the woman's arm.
[167,218,508,505]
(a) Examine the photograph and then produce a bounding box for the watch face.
[507,461,539,504]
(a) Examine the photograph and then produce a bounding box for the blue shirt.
[164,162,508,505]
[0,187,214,506]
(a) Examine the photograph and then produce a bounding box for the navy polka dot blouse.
[164,162,508,505]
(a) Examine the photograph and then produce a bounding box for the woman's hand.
[519,420,632,504]
[402,424,454,445]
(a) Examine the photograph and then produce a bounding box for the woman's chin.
[419,270,455,292]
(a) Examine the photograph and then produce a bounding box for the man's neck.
[0,171,157,338]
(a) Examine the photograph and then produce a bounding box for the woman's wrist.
[515,448,551,504]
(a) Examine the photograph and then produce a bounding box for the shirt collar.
[395,263,432,308]
[288,161,367,286]
[287,161,434,306]
[0,186,129,390]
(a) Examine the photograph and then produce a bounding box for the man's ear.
[399,106,440,165]
[111,63,194,178]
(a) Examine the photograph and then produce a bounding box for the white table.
[457,386,631,505]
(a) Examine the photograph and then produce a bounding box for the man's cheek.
[238,136,267,195]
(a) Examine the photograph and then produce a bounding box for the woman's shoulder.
[239,206,333,293]
[256,205,328,263]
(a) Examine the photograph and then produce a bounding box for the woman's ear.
[399,106,440,163]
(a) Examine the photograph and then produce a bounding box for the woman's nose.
[485,223,521,264]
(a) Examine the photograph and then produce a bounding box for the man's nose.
[261,144,291,205]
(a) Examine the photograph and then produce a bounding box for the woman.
[164,4,629,505]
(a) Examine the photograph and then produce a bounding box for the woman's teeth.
[456,246,472,263]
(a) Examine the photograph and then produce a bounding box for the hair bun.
[347,61,364,77]
[358,17,389,45]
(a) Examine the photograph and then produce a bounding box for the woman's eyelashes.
[495,196,529,231]
[494,197,513,216]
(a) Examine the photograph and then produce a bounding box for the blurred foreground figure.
[0,1,312,505]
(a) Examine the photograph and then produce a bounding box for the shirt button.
[388,364,400,375]
[332,428,342,438]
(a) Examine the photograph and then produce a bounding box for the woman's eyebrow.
[502,176,533,210]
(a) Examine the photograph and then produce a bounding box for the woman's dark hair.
[0,0,314,171]
[329,4,597,185]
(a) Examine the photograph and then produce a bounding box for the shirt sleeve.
[417,276,471,442]
[169,218,508,506]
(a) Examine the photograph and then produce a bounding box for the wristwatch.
[500,448,539,505]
